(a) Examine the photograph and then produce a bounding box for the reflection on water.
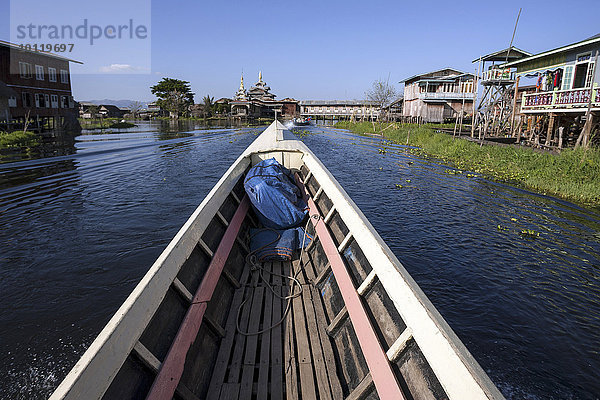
[0,122,599,399]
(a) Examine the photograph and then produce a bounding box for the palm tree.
[202,95,214,118]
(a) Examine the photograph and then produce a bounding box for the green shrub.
[0,131,41,149]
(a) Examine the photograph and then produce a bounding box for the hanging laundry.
[541,75,548,91]
[554,69,563,89]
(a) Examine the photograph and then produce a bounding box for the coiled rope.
[235,214,320,336]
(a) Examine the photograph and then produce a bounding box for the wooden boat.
[292,117,310,126]
[50,121,504,400]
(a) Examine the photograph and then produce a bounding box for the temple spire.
[259,70,262,82]
[234,73,248,101]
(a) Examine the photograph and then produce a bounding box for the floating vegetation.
[520,229,540,238]
[497,225,509,231]
[378,148,387,154]
[395,184,403,189]
[291,129,316,139]
[444,169,463,175]
[407,161,414,165]
[335,121,600,205]
[510,218,518,222]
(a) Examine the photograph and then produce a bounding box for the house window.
[22,92,32,107]
[35,65,44,80]
[19,62,32,78]
[562,66,573,90]
[573,52,593,89]
[45,94,50,108]
[577,53,591,63]
[68,96,74,108]
[48,67,57,82]
[8,96,17,107]
[61,96,69,108]
[51,94,59,108]
[35,93,40,107]
[60,69,69,84]
[38,93,48,108]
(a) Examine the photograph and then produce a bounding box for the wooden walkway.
[206,260,344,400]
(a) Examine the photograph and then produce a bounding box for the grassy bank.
[0,131,40,149]
[335,121,600,206]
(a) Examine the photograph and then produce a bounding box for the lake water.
[1,121,599,399]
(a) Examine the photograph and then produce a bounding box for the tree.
[215,102,230,115]
[129,101,144,118]
[202,95,214,118]
[366,79,399,122]
[88,104,99,120]
[150,78,194,118]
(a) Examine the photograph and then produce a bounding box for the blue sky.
[2,0,599,102]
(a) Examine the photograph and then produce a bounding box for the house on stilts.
[502,34,600,148]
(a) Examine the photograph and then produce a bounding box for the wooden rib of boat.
[50,121,504,400]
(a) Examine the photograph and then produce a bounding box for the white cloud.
[99,64,149,73]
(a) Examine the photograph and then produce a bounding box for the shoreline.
[335,121,600,207]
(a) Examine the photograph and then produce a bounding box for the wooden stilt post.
[545,113,555,146]
[576,49,598,148]
[558,126,564,149]
[511,76,520,139]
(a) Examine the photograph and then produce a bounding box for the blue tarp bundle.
[244,158,308,230]
[249,227,313,262]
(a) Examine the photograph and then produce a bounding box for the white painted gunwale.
[50,121,503,400]
[50,154,251,399]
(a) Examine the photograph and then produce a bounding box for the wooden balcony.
[481,69,515,85]
[521,87,600,113]
[418,92,476,101]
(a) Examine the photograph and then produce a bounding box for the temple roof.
[234,74,248,101]
[248,71,276,100]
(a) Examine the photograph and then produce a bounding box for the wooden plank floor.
[207,260,343,400]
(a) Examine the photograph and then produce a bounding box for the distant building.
[300,100,380,120]
[382,97,404,121]
[78,103,127,119]
[78,101,96,118]
[138,101,166,119]
[230,72,299,118]
[0,40,81,131]
[401,68,476,123]
[99,104,126,118]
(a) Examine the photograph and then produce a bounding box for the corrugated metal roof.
[400,68,472,84]
[504,35,600,68]
[472,47,532,63]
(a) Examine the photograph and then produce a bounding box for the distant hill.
[79,99,153,108]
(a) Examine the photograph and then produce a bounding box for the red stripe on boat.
[297,173,406,400]
[145,195,250,400]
